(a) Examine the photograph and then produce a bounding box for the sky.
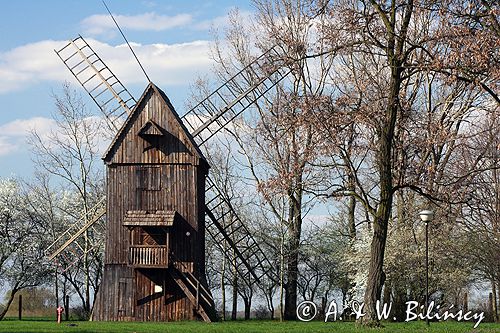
[0,0,254,178]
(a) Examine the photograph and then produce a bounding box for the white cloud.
[85,38,214,87]
[0,116,118,157]
[0,137,17,156]
[193,9,253,31]
[81,12,192,35]
[0,38,214,94]
[0,117,56,156]
[0,40,73,93]
[0,117,55,137]
[194,14,231,31]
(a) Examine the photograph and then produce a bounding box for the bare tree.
[315,0,499,324]
[455,106,500,321]
[197,0,498,324]
[28,83,105,317]
[206,1,337,319]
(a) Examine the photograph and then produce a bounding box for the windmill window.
[136,167,161,191]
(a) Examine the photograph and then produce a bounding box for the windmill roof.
[123,210,177,227]
[102,82,207,165]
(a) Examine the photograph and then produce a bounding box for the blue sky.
[0,0,254,178]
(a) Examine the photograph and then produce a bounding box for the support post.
[65,295,70,321]
[425,222,429,326]
[18,295,22,321]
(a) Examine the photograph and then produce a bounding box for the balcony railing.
[128,245,168,268]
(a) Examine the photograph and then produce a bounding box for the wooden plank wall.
[93,264,134,321]
[95,87,208,321]
[105,164,201,265]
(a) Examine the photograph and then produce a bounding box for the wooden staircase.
[170,254,216,322]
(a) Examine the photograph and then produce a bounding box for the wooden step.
[171,268,212,322]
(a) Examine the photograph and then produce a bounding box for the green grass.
[0,319,497,333]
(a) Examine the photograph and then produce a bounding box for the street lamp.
[419,210,434,326]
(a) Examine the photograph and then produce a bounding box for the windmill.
[45,20,291,321]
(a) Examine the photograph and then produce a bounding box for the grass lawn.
[0,319,498,333]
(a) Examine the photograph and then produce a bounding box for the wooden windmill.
[45,33,290,322]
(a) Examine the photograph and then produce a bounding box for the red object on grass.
[56,306,64,324]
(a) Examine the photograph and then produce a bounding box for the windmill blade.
[54,35,136,131]
[204,177,277,285]
[181,46,289,285]
[53,236,104,274]
[180,46,291,147]
[46,198,106,261]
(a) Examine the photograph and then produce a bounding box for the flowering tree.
[0,179,52,320]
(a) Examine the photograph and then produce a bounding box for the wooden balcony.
[128,245,168,268]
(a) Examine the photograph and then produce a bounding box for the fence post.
[18,294,22,320]
[65,295,70,321]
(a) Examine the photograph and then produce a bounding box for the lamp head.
[419,210,434,223]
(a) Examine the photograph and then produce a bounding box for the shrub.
[254,305,270,320]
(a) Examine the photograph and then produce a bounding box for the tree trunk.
[497,281,500,323]
[362,78,399,325]
[231,271,238,320]
[320,296,327,319]
[492,281,498,322]
[221,239,227,320]
[284,188,303,320]
[360,0,413,325]
[84,231,90,315]
[55,268,60,308]
[382,278,391,305]
[243,296,251,320]
[266,287,275,320]
[359,4,407,313]
[284,243,299,320]
[362,216,388,325]
[347,165,357,240]
[280,225,285,322]
[269,295,275,320]
[221,278,226,320]
[0,288,18,320]
[392,284,407,322]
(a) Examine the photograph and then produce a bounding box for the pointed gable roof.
[103,82,208,166]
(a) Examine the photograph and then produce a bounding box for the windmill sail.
[45,198,106,266]
[205,177,277,285]
[181,46,290,147]
[54,35,136,131]
[50,36,287,285]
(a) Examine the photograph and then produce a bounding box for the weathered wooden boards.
[93,83,213,322]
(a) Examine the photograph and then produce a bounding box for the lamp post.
[419,210,434,326]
